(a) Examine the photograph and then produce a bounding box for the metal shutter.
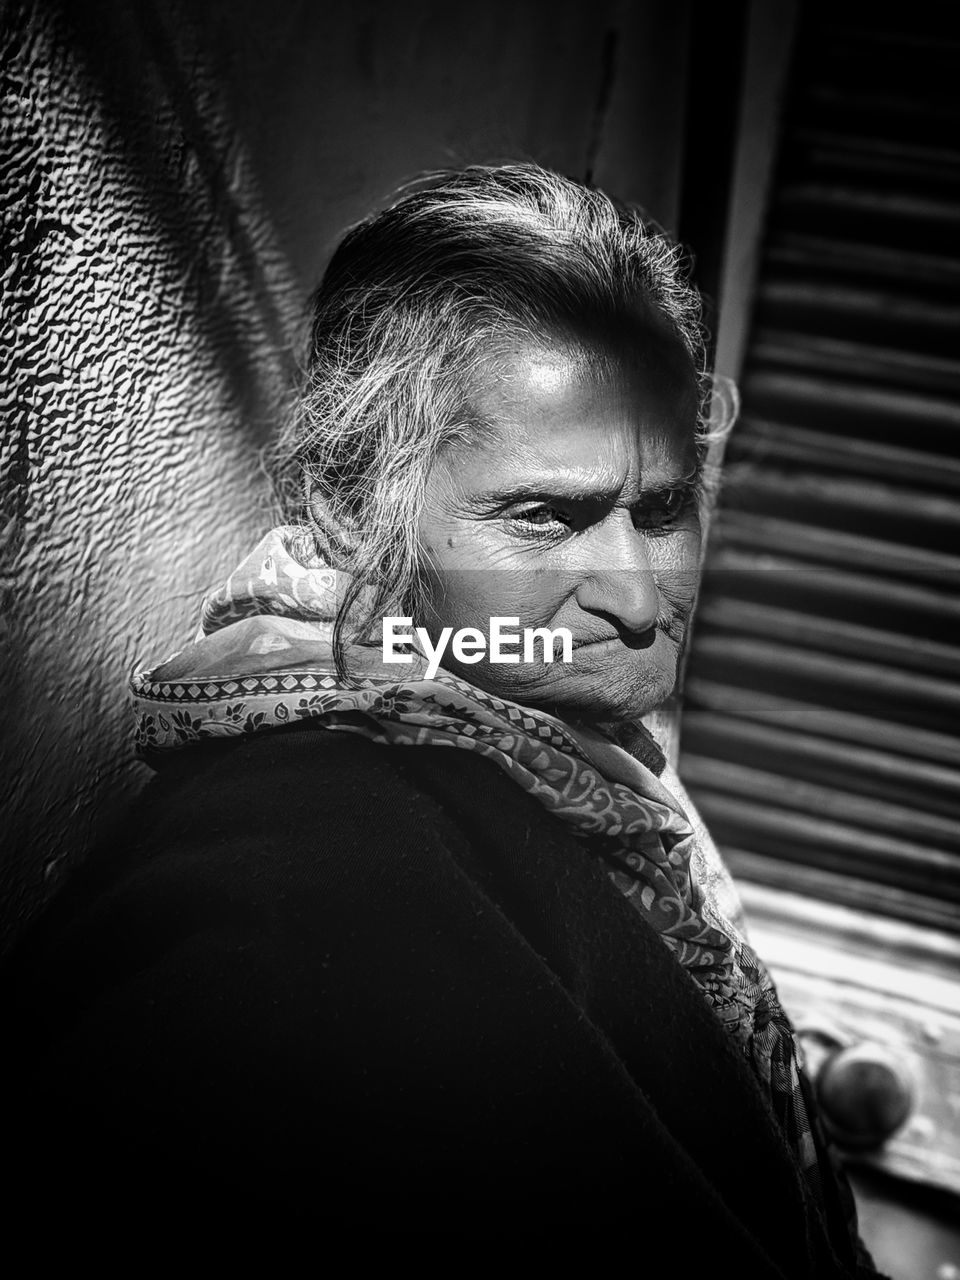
[680,5,960,937]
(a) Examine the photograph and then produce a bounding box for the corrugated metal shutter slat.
[681,7,960,936]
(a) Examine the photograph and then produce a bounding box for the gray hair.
[278,163,713,681]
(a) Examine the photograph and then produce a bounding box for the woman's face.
[416,329,703,724]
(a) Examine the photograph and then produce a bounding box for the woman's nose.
[573,522,660,637]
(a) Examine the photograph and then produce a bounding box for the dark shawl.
[3,724,876,1273]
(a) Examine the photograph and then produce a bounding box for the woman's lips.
[573,627,658,653]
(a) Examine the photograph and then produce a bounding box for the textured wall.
[0,0,302,943]
[199,0,692,289]
[0,0,691,946]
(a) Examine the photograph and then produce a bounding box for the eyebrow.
[467,471,703,511]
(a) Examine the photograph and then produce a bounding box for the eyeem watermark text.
[383,617,573,680]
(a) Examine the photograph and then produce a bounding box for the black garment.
[4,723,873,1272]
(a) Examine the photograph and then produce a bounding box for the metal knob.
[815,1042,914,1149]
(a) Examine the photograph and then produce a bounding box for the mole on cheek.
[446,537,454,548]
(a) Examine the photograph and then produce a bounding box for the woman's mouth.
[573,626,658,652]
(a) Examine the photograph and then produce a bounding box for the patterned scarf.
[132,526,825,1203]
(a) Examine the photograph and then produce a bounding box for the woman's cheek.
[650,524,701,573]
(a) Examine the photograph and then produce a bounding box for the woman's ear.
[307,488,360,568]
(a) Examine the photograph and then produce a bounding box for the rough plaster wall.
[204,0,691,289]
[0,0,691,946]
[0,0,301,944]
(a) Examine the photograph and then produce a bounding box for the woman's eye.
[633,489,693,531]
[509,505,572,532]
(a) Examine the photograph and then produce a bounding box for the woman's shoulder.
[6,726,509,973]
[95,723,523,882]
[2,726,642,1206]
[2,724,594,1033]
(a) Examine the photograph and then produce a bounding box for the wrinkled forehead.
[463,314,701,454]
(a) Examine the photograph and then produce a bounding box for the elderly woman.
[7,166,877,1272]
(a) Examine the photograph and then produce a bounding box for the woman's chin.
[448,642,679,723]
